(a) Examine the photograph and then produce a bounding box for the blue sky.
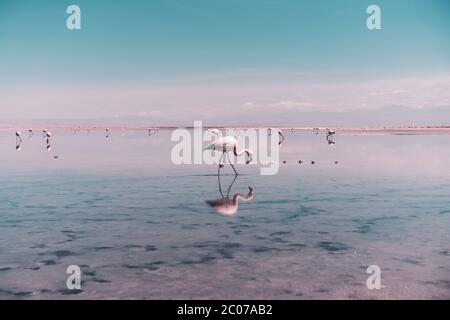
[0,0,449,124]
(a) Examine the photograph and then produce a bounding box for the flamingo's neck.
[234,146,250,157]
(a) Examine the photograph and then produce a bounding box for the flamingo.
[15,131,22,144]
[44,131,52,149]
[203,136,253,175]
[326,128,336,145]
[268,128,285,145]
[326,128,336,138]
[278,129,285,145]
[15,131,22,151]
[28,129,33,138]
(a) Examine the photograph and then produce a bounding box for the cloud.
[1,72,449,124]
[271,100,320,111]
[240,102,258,110]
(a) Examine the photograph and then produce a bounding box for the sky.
[0,0,449,126]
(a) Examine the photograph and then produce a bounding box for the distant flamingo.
[326,128,336,145]
[28,129,33,138]
[326,128,336,138]
[15,131,22,151]
[278,129,285,145]
[15,131,22,144]
[44,131,52,147]
[268,128,285,145]
[203,136,253,175]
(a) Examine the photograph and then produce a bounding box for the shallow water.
[1,130,450,299]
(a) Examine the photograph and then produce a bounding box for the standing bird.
[278,129,285,145]
[45,131,52,149]
[15,131,22,144]
[203,136,253,175]
[326,128,336,138]
[268,128,285,145]
[105,128,110,138]
[28,129,33,138]
[326,128,336,145]
[15,131,22,151]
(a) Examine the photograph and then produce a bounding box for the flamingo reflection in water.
[326,129,336,145]
[205,175,254,217]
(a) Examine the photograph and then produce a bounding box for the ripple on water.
[317,241,350,253]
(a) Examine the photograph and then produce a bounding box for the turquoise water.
[1,130,450,299]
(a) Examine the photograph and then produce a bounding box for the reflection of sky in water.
[1,130,450,299]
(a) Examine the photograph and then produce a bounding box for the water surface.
[1,130,450,299]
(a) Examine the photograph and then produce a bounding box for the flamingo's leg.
[226,152,238,176]
[227,174,238,197]
[218,152,225,176]
[218,173,224,197]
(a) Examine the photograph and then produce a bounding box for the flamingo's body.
[203,136,253,175]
